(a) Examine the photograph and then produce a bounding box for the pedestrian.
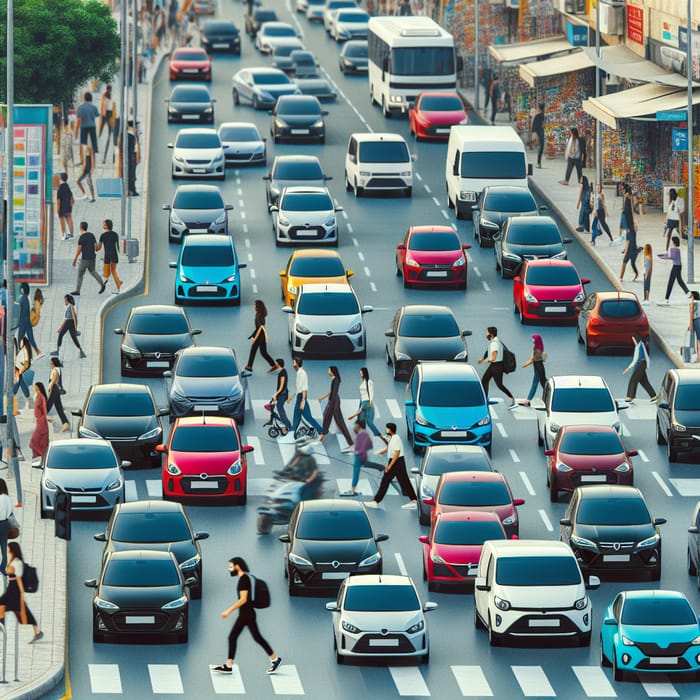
[30,289,43,333]
[60,118,75,175]
[619,185,639,282]
[56,172,75,241]
[76,143,95,202]
[530,103,545,168]
[46,357,70,433]
[318,366,354,452]
[663,187,683,252]
[366,422,417,510]
[559,127,582,185]
[98,84,115,163]
[213,557,282,675]
[288,357,323,436]
[270,358,291,435]
[477,326,516,409]
[0,542,43,644]
[125,120,141,197]
[167,0,179,46]
[72,221,107,295]
[74,91,99,156]
[347,366,382,439]
[689,290,700,358]
[342,419,380,497]
[97,219,122,294]
[13,337,34,415]
[593,183,614,243]
[518,333,546,407]
[397,0,411,15]
[152,6,166,52]
[243,300,279,375]
[489,75,502,125]
[482,68,493,112]
[52,294,86,359]
[16,282,40,356]
[642,243,653,305]
[29,383,49,468]
[657,234,691,304]
[0,481,11,582]
[623,334,656,402]
[575,175,593,233]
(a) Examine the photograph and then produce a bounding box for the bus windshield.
[392,46,454,77]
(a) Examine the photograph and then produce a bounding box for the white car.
[169,128,225,180]
[255,21,300,53]
[283,283,372,357]
[305,0,325,20]
[326,574,436,663]
[270,186,342,247]
[331,8,369,41]
[323,0,356,32]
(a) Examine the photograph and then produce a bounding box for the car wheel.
[236,412,245,426]
[354,178,363,198]
[600,635,612,667]
[404,186,412,198]
[667,439,678,463]
[689,548,698,576]
[382,97,391,118]
[537,425,543,447]
[192,580,203,600]
[421,651,430,665]
[232,88,240,105]
[335,636,344,665]
[578,630,591,646]
[177,628,188,644]
[319,135,325,145]
[174,293,183,306]
[422,564,427,581]
[418,506,429,527]
[519,305,526,325]
[612,647,624,681]
[651,561,661,581]
[93,627,105,644]
[474,605,485,630]
[495,256,501,273]
[487,615,501,647]
[40,505,47,520]
[656,419,665,445]
[576,326,584,345]
[585,335,593,355]
[345,171,352,192]
[549,477,558,503]
[500,261,507,279]
[252,95,260,110]
[392,362,400,381]
[446,187,454,210]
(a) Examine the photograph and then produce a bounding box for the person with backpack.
[214,557,282,675]
[0,542,43,644]
[477,326,516,409]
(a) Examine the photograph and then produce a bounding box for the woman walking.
[13,337,34,415]
[664,188,683,252]
[0,542,43,644]
[52,294,86,359]
[575,175,593,234]
[47,358,70,433]
[0,481,12,582]
[593,183,613,243]
[642,243,653,305]
[518,334,547,407]
[243,300,279,374]
[689,291,700,358]
[270,358,291,435]
[658,235,690,305]
[623,334,656,402]
[347,367,382,438]
[98,84,114,161]
[76,143,95,202]
[29,383,49,468]
[16,282,40,356]
[318,366,354,452]
[620,185,639,282]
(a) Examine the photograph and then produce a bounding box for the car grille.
[289,226,327,240]
[142,352,175,360]
[366,177,406,189]
[599,541,635,550]
[432,563,476,579]
[181,476,230,495]
[64,486,103,493]
[226,152,261,162]
[426,428,476,443]
[187,286,228,298]
[303,336,355,354]
[112,612,172,632]
[183,220,213,230]
[185,159,210,165]
[506,615,580,635]
[636,641,690,657]
[635,658,691,671]
[352,633,415,653]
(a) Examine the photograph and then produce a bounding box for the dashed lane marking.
[236,188,242,196]
[473,266,481,278]
[386,399,402,418]
[441,209,450,220]
[432,196,440,208]
[364,266,371,277]
[370,282,377,292]
[347,222,353,233]
[242,223,248,234]
[571,667,616,698]
[358,251,365,261]
[538,510,554,532]
[252,284,258,294]
[512,666,556,697]
[482,281,491,292]
[652,471,673,497]
[148,664,183,694]
[509,449,520,463]
[415,172,422,182]
[352,237,359,247]
[424,184,431,194]
[519,471,536,496]
[451,666,493,696]
[245,436,264,465]
[89,664,123,694]
[389,667,430,697]
[496,422,507,438]
[146,480,161,499]
[637,449,649,462]
[341,209,348,220]
[395,552,408,576]
[210,665,246,694]
[244,238,250,248]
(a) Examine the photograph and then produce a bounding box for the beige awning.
[518,50,595,87]
[489,36,576,64]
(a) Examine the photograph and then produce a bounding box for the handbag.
[8,513,20,540]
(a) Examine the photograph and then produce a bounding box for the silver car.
[270,186,342,247]
[283,282,372,357]
[264,155,331,207]
[232,67,301,110]
[326,574,436,663]
[40,439,127,519]
[218,122,266,167]
[163,184,232,242]
[255,21,300,53]
[331,8,369,41]
[169,128,225,180]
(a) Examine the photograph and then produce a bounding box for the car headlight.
[453,350,468,360]
[473,415,490,428]
[415,412,429,427]
[121,344,140,356]
[138,426,162,441]
[359,552,381,567]
[78,426,101,439]
[213,213,226,226]
[636,534,659,550]
[406,619,424,634]
[503,252,522,262]
[399,171,412,177]
[395,351,411,361]
[673,422,687,432]
[227,459,242,476]
[223,273,238,283]
[390,95,402,103]
[342,620,361,634]
[549,422,561,434]
[179,270,194,283]
[690,634,700,646]
[170,211,185,227]
[278,216,290,227]
[288,552,312,567]
[524,290,538,303]
[275,119,288,128]
[312,120,324,128]
[162,595,188,610]
[573,290,585,303]
[494,596,510,611]
[481,219,500,231]
[430,551,445,564]
[551,251,567,259]
[343,59,352,67]
[571,535,597,549]
[95,597,120,611]
[168,106,179,114]
[174,155,186,163]
[106,478,122,492]
[406,258,420,268]
[286,282,297,296]
[43,479,58,491]
[613,462,630,473]
[574,596,588,610]
[325,215,336,227]
[452,256,465,268]
[295,323,310,335]
[621,635,635,646]
[167,462,182,476]
[203,107,213,113]
[502,514,516,525]
[180,554,201,571]
[555,462,573,472]
[348,322,362,334]
[213,153,224,163]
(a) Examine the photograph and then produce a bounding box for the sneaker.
[79,350,87,359]
[99,281,107,294]
[267,657,282,674]
[575,226,584,232]
[641,300,649,305]
[70,291,80,296]
[28,631,43,644]
[341,444,354,454]
[241,369,252,377]
[508,402,518,410]
[340,490,358,497]
[401,501,417,510]
[657,300,670,306]
[365,501,379,509]
[213,664,232,674]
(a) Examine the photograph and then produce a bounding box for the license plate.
[213,43,229,48]
[193,404,218,412]
[529,619,560,627]
[192,168,206,173]
[189,481,219,489]
[426,271,448,278]
[183,69,199,73]
[181,114,199,119]
[322,572,348,580]
[147,361,170,368]
[291,129,309,134]
[603,554,630,562]
[295,230,317,236]
[369,638,399,647]
[197,285,217,292]
[72,495,97,504]
[545,306,567,313]
[125,615,155,624]
[580,475,607,482]
[442,430,467,437]
[649,657,676,665]
[436,128,450,134]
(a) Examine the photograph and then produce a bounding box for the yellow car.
[279,249,353,306]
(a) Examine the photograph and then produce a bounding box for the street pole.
[687,1,695,282]
[119,0,128,254]
[473,0,479,111]
[595,0,602,189]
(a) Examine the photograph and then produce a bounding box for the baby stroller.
[263,400,317,440]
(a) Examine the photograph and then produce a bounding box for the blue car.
[600,590,700,681]
[405,363,496,454]
[170,234,246,305]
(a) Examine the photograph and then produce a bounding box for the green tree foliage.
[0,0,120,105]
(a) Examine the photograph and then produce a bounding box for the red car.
[513,259,589,324]
[577,290,649,355]
[158,416,253,504]
[423,471,524,538]
[408,91,468,140]
[169,48,212,82]
[546,424,636,502]
[419,511,507,590]
[396,225,470,289]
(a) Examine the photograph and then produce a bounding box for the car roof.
[131,304,185,316]
[272,154,321,166]
[351,132,407,143]
[592,290,639,302]
[622,590,689,602]
[344,574,412,587]
[425,444,488,456]
[407,225,458,235]
[507,215,557,227]
[277,94,321,105]
[178,345,233,357]
[260,21,295,30]
[436,510,502,523]
[289,249,342,260]
[418,362,479,381]
[485,540,573,556]
[550,375,608,389]
[248,67,289,76]
[174,184,223,195]
[219,121,258,130]
[172,47,207,56]
[175,127,218,137]
[400,304,455,317]
[170,84,211,96]
[174,415,236,428]
[90,383,151,395]
[300,498,367,513]
[524,259,576,269]
[48,438,109,449]
[203,19,237,28]
[182,234,234,247]
[439,471,505,484]
[281,186,329,196]
[117,500,185,515]
[668,368,700,384]
[483,185,534,196]
[575,485,643,500]
[107,549,177,563]
[559,424,619,435]
[300,283,355,294]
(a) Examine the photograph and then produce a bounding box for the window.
[181,244,234,267]
[418,95,463,112]
[112,512,192,543]
[289,257,345,277]
[599,299,641,319]
[423,451,491,475]
[551,388,614,413]
[47,444,117,469]
[176,353,237,378]
[506,222,561,245]
[576,497,651,526]
[87,392,155,417]
[434,519,504,545]
[419,379,484,407]
[281,192,332,211]
[254,73,291,86]
[495,556,581,586]
[297,291,359,316]
[398,313,459,337]
[558,431,624,455]
[219,126,260,142]
[408,232,460,251]
[176,133,220,149]
[103,558,180,587]
[274,160,323,179]
[128,312,189,335]
[296,510,372,540]
[172,87,211,102]
[484,190,536,212]
[525,265,580,287]
[621,597,696,626]
[170,425,238,452]
[439,480,510,507]
[673,384,700,410]
[344,584,419,612]
[358,140,409,164]
[173,190,224,210]
[392,47,454,77]
[461,152,526,180]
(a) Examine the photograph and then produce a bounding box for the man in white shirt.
[287,357,323,435]
[366,422,417,509]
[477,326,515,408]
[559,127,582,186]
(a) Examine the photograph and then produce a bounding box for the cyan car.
[405,363,496,454]
[169,234,246,305]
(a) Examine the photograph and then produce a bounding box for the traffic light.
[54,489,71,541]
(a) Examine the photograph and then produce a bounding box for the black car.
[201,19,241,54]
[656,368,700,462]
[494,215,571,278]
[293,77,338,101]
[270,39,305,73]
[245,7,277,37]
[73,384,168,469]
[85,550,190,643]
[385,305,471,381]
[290,50,319,78]
[338,40,367,74]
[115,305,201,377]
[165,84,216,124]
[279,499,388,596]
[472,185,543,247]
[263,155,330,207]
[560,485,665,580]
[686,499,700,588]
[270,95,327,144]
[163,184,232,243]
[95,500,209,599]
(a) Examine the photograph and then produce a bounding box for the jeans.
[564,156,582,184]
[0,521,8,577]
[358,400,381,436]
[526,362,546,402]
[291,395,322,434]
[274,391,291,430]
[665,265,689,300]
[578,206,591,232]
[352,453,381,489]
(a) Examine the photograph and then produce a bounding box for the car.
[472,185,543,247]
[165,346,246,423]
[165,84,215,123]
[656,368,700,462]
[169,128,225,180]
[245,7,277,37]
[72,384,167,469]
[325,574,436,664]
[323,0,357,33]
[305,0,326,20]
[411,445,493,525]
[163,184,232,243]
[169,234,246,306]
[408,91,468,141]
[168,48,212,82]
[545,424,636,503]
[232,67,301,110]
[395,225,470,289]
[536,375,626,451]
[385,305,470,381]
[599,590,700,680]
[331,8,369,40]
[283,283,372,357]
[158,416,253,504]
[115,304,201,377]
[217,122,266,167]
[686,499,700,587]
[338,39,367,74]
[423,471,524,537]
[494,215,571,278]
[295,0,310,12]
[577,290,649,356]
[40,439,126,519]
[513,259,589,324]
[270,39,306,73]
[293,77,338,101]
[194,0,216,16]
[560,485,665,580]
[200,19,241,54]
[405,363,494,454]
[270,186,341,247]
[270,95,327,144]
[85,550,190,643]
[263,155,330,207]
[279,499,388,595]
[280,249,353,307]
[419,511,507,590]
[289,50,318,78]
[94,500,209,599]
[255,21,300,54]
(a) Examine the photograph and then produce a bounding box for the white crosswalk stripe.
[210,665,246,694]
[146,479,161,498]
[512,666,556,697]
[89,664,123,694]
[389,667,430,696]
[124,479,138,503]
[512,409,536,421]
[572,666,616,697]
[385,398,402,418]
[669,478,700,497]
[148,664,184,694]
[246,436,265,465]
[451,665,493,696]
[642,681,679,697]
[268,663,304,695]
[624,402,657,420]
[335,478,374,496]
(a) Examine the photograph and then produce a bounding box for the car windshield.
[173,50,207,61]
[424,451,490,475]
[274,160,323,179]
[103,558,180,587]
[399,313,458,337]
[206,22,237,34]
[358,141,409,163]
[219,126,260,142]
[281,192,332,211]
[111,512,192,542]
[461,152,526,179]
[87,392,154,417]
[171,88,211,102]
[173,190,223,209]
[409,232,459,251]
[419,95,463,111]
[296,510,372,540]
[171,425,238,452]
[176,353,237,378]
[256,11,277,20]
[176,133,220,149]
[127,313,188,335]
[289,257,344,277]
[507,223,561,245]
[435,519,504,545]
[273,44,302,58]
[496,556,581,586]
[576,496,651,525]
[525,266,580,286]
[345,43,367,57]
[621,597,697,626]
[551,388,614,413]
[419,380,484,407]
[253,72,290,85]
[264,25,295,36]
[439,480,510,506]
[559,431,623,455]
[181,244,234,267]
[337,10,368,20]
[278,98,321,115]
[483,190,535,211]
[296,292,358,315]
[392,46,454,77]
[293,54,315,65]
[344,584,419,612]
[675,385,700,410]
[599,299,641,318]
[48,444,117,469]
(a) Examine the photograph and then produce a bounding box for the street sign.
[657,110,687,121]
[673,128,688,151]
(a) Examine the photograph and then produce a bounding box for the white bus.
[367,16,462,118]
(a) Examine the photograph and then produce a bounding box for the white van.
[445,125,532,219]
[345,132,413,198]
[474,540,599,647]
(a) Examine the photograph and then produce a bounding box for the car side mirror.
[71,409,83,417]
[158,408,169,417]
[513,498,525,506]
[603,616,617,626]
[279,270,287,278]
[411,154,417,162]
[191,329,202,336]
[84,579,97,588]
[534,405,546,411]
[93,532,106,542]
[335,206,344,212]
[324,175,333,181]
[653,518,667,526]
[627,449,638,457]
[423,602,438,612]
[405,400,415,408]
[242,445,255,455]
[185,577,197,587]
[511,534,519,540]
[239,263,247,270]
[581,278,590,285]
[120,461,132,469]
[113,328,124,335]
[539,204,548,211]
[167,143,174,149]
[562,238,573,244]
[346,270,354,278]
[461,330,472,337]
[322,110,329,116]
[689,526,699,534]
[278,534,291,543]
[617,402,629,410]
[268,110,273,115]
[487,398,499,406]
[422,497,434,506]
[586,575,601,590]
[361,305,373,313]
[397,243,406,250]
[375,533,389,543]
[513,276,521,283]
[262,175,271,181]
[492,233,501,240]
[384,330,395,338]
[463,243,472,250]
[560,518,572,527]
[225,204,234,211]
[169,262,177,269]
[658,401,669,409]
[418,535,428,544]
[325,602,338,612]
[544,449,554,456]
[195,532,210,540]
[407,101,415,109]
[163,371,172,379]
[269,205,279,213]
[162,204,171,211]
[475,576,489,591]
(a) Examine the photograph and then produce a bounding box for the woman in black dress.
[244,300,279,374]
[0,542,42,643]
[318,366,353,452]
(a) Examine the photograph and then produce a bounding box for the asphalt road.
[48,2,700,698]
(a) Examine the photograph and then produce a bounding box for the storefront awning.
[518,50,595,87]
[489,36,576,64]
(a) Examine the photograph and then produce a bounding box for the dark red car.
[159,416,253,504]
[169,48,212,82]
[408,91,468,140]
[396,225,470,289]
[546,424,636,502]
[513,259,589,324]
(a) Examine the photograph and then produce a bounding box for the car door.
[602,593,624,656]
[237,70,252,101]
[689,502,700,574]
[578,292,596,339]
[386,308,400,364]
[345,136,358,185]
[656,372,672,437]
[560,489,577,545]
[512,261,526,312]
[475,550,493,621]
[405,368,418,432]
[396,229,409,274]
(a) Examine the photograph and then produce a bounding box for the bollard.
[0,617,6,684]
[13,616,18,682]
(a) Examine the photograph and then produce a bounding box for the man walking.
[477,326,516,409]
[126,120,141,196]
[342,419,376,497]
[213,557,282,675]
[72,221,107,295]
[366,422,417,510]
[489,75,502,126]
[56,172,75,240]
[287,357,323,436]
[97,219,122,294]
[74,91,100,155]
[531,103,545,168]
[559,127,582,185]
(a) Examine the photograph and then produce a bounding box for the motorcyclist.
[279,438,321,500]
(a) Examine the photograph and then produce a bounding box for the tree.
[0,0,120,106]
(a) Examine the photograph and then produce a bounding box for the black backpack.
[501,344,516,374]
[249,574,270,609]
[23,563,39,593]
